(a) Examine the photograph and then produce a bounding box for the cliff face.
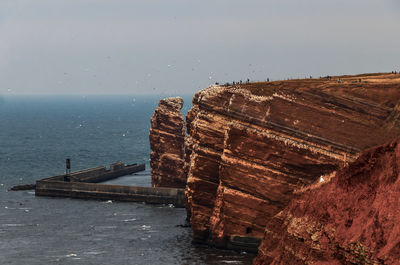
[149,97,186,188]
[185,73,400,248]
[255,136,400,264]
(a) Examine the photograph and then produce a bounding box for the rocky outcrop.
[255,136,400,264]
[149,97,186,188]
[184,73,400,249]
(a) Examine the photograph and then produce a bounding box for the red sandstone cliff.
[184,73,400,249]
[147,73,400,259]
[149,97,186,188]
[254,136,400,265]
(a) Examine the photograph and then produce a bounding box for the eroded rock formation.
[149,97,186,188]
[148,73,400,260]
[184,73,400,249]
[255,136,400,264]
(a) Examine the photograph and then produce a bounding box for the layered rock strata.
[149,97,186,188]
[255,136,400,264]
[185,73,400,248]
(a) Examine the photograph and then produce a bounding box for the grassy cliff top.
[229,72,400,108]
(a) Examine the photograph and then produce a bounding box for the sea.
[0,95,254,265]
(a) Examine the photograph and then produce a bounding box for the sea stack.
[149,97,186,188]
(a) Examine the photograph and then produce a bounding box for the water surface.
[0,95,254,264]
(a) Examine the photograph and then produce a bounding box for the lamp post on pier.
[64,158,71,182]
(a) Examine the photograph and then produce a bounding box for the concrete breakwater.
[63,162,145,183]
[35,162,186,207]
[35,181,185,207]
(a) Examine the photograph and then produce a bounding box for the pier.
[34,162,186,207]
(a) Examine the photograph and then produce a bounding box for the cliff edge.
[148,73,400,257]
[184,73,400,248]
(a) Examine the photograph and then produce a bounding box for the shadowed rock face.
[149,97,186,188]
[254,136,400,265]
[184,73,400,248]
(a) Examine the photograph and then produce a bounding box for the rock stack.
[149,97,186,188]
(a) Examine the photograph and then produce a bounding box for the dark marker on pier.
[65,158,71,182]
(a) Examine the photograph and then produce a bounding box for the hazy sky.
[1,0,400,96]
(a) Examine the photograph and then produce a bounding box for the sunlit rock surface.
[184,73,400,249]
[149,97,186,188]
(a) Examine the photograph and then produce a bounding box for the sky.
[0,0,400,96]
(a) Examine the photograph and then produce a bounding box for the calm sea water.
[0,95,254,265]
